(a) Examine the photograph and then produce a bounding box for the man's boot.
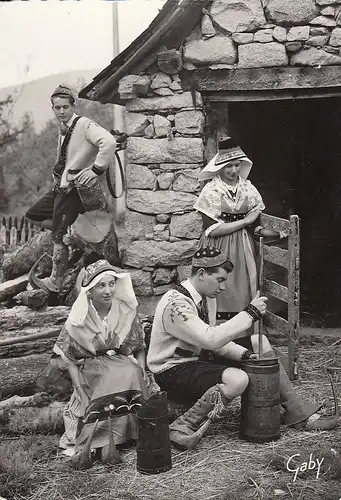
[169,385,231,450]
[30,243,69,294]
[263,350,338,430]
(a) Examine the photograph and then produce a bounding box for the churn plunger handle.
[258,236,264,359]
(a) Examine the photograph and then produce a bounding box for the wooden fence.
[0,216,41,251]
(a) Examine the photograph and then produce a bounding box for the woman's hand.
[243,209,261,227]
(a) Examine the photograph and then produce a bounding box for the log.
[0,392,51,411]
[0,401,65,435]
[0,305,69,334]
[0,353,52,398]
[0,275,29,303]
[2,231,53,280]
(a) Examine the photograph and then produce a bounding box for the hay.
[1,344,341,500]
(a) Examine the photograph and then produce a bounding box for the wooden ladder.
[257,214,300,380]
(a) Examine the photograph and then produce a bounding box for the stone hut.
[80,0,341,318]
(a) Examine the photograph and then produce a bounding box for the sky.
[0,0,167,89]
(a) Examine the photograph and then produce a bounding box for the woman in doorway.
[53,259,151,468]
[194,138,265,323]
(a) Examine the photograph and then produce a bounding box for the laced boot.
[263,350,338,430]
[101,416,121,465]
[169,385,231,451]
[30,243,69,293]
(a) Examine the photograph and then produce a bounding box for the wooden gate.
[258,213,300,380]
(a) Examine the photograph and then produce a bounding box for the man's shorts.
[26,188,84,242]
[154,336,253,404]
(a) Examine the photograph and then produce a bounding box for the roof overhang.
[79,0,211,105]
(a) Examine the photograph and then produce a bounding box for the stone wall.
[183,0,341,68]
[117,66,205,297]
[117,0,341,300]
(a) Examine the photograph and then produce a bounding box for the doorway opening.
[225,97,341,325]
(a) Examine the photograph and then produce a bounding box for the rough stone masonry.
[117,0,341,301]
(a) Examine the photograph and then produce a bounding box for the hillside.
[0,69,100,131]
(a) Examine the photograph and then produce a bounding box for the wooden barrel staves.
[239,358,280,443]
[136,391,172,475]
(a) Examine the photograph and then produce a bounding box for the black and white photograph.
[0,0,341,499]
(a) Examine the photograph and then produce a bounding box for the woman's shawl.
[194,176,265,222]
[53,268,145,363]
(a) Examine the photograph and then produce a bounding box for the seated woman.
[52,259,151,468]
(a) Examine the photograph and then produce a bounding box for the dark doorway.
[227,98,341,324]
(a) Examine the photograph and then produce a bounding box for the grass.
[0,342,341,500]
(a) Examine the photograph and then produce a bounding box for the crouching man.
[147,247,337,451]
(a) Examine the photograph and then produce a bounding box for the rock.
[172,74,181,82]
[127,190,198,215]
[329,28,341,46]
[151,72,172,89]
[173,169,201,193]
[123,211,155,241]
[232,32,254,44]
[153,267,177,285]
[320,6,335,16]
[316,0,338,4]
[125,112,149,136]
[264,0,319,26]
[273,26,287,43]
[310,16,336,27]
[157,49,182,75]
[177,264,192,282]
[126,164,155,189]
[126,92,203,113]
[305,35,330,47]
[128,269,153,296]
[167,114,175,122]
[201,13,217,39]
[160,163,202,171]
[174,110,204,135]
[286,42,303,53]
[153,88,174,97]
[14,289,48,310]
[123,240,198,268]
[170,212,203,239]
[310,27,330,35]
[118,75,151,100]
[153,227,170,241]
[324,45,340,53]
[238,42,288,68]
[290,46,341,65]
[144,124,155,138]
[169,81,182,92]
[156,214,171,223]
[153,284,173,295]
[183,36,237,65]
[127,137,204,164]
[153,114,171,137]
[210,0,266,33]
[157,172,174,190]
[287,26,310,42]
[254,29,274,43]
[169,236,181,242]
[337,11,341,26]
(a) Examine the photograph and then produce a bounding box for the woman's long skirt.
[59,354,150,452]
[201,227,258,315]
